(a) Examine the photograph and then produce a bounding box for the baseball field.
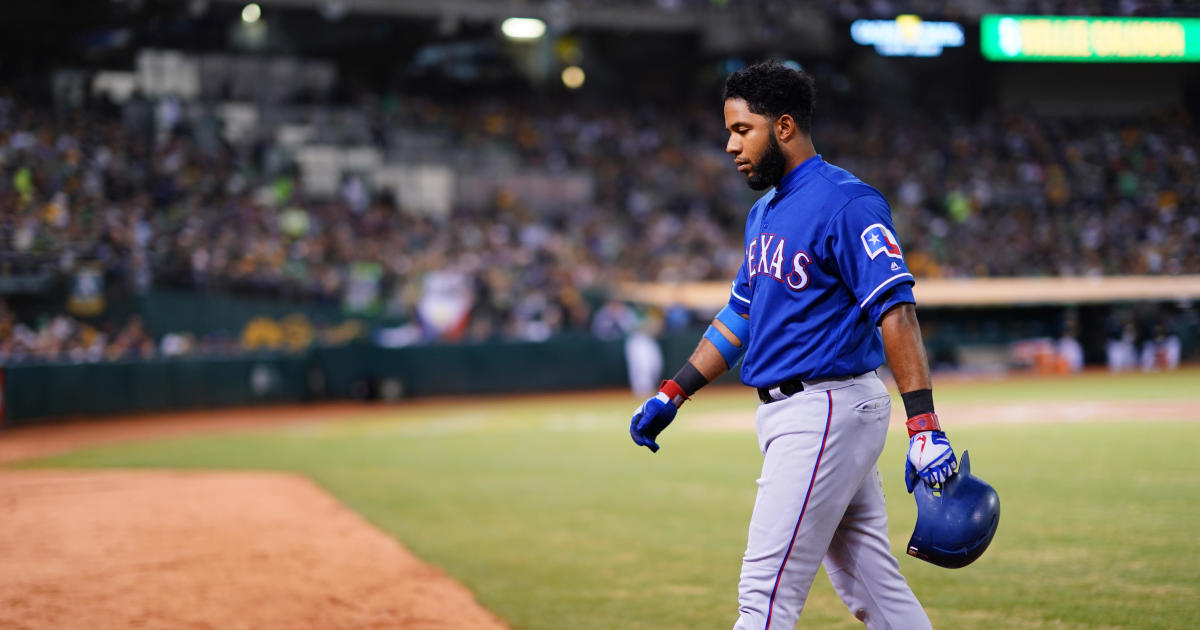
[1,368,1198,629]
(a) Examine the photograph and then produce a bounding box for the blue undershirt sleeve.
[866,282,916,326]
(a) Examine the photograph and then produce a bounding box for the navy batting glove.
[629,392,678,453]
[905,430,957,493]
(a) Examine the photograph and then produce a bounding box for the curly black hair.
[722,61,816,133]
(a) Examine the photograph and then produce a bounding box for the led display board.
[981,15,1200,62]
[851,15,965,57]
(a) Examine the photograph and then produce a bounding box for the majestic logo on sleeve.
[861,223,903,260]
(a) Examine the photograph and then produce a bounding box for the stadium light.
[561,66,585,89]
[501,17,546,40]
[241,3,262,24]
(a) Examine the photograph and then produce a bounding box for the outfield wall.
[0,334,723,426]
[2,356,311,425]
[5,278,1197,425]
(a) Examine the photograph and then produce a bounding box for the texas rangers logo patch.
[861,223,903,260]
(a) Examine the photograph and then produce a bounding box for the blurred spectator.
[1140,323,1181,371]
[625,308,665,398]
[591,300,639,340]
[1056,320,1084,373]
[1107,321,1139,372]
[0,305,154,364]
[0,298,365,365]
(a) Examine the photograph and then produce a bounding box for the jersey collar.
[774,154,823,198]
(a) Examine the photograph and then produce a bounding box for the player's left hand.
[905,430,957,492]
[629,392,678,453]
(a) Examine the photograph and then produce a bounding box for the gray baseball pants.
[732,372,932,630]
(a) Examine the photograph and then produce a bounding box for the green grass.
[918,369,1200,404]
[16,372,1200,630]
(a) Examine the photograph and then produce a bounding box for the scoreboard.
[981,15,1200,62]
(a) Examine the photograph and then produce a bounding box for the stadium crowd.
[0,301,157,364]
[1,83,1198,359]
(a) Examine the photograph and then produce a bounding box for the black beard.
[746,131,787,191]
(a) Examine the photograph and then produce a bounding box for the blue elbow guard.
[704,305,749,368]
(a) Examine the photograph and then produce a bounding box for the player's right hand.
[629,392,678,453]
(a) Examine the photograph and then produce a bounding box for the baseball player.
[629,61,957,629]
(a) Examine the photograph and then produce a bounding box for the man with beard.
[628,61,956,629]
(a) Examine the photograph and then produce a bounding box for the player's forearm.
[881,302,946,435]
[688,336,732,382]
[663,311,748,403]
[880,303,932,394]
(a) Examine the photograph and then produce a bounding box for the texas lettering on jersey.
[746,233,813,291]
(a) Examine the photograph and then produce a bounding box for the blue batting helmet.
[907,450,1000,569]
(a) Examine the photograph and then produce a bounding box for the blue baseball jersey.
[727,154,916,388]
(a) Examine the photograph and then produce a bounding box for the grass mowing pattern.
[19,372,1200,630]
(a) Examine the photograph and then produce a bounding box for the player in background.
[628,61,957,629]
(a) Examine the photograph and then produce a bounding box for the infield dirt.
[0,468,511,630]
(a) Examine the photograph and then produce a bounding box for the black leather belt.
[757,376,806,404]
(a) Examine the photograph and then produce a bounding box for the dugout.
[619,275,1200,372]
